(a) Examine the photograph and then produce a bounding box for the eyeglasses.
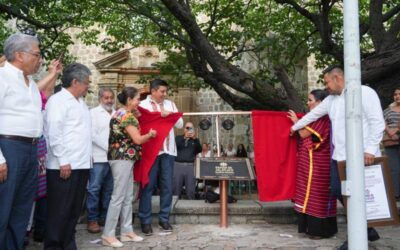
[185,127,193,130]
[22,51,42,58]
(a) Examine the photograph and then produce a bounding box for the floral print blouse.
[108,108,142,161]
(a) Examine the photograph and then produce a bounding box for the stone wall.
[307,54,324,91]
[67,28,166,108]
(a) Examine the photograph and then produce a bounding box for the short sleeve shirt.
[108,108,142,161]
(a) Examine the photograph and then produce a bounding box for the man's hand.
[188,131,196,139]
[364,153,375,166]
[0,163,7,183]
[161,111,172,117]
[290,127,296,136]
[48,59,63,76]
[60,164,72,180]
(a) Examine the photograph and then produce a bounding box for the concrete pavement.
[26,223,400,249]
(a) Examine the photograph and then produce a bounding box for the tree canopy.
[1,0,399,111]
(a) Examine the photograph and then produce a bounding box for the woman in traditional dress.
[288,89,337,239]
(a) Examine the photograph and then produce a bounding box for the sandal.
[120,233,144,242]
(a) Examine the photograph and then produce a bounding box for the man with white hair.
[86,87,115,233]
[44,63,92,249]
[0,33,43,249]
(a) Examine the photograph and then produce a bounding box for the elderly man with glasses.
[0,33,44,250]
[44,63,92,249]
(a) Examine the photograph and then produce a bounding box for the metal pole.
[216,115,220,157]
[215,115,228,227]
[343,1,368,249]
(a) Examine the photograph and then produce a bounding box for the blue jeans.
[139,154,175,224]
[0,138,38,250]
[86,162,113,222]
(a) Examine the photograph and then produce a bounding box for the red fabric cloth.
[134,106,182,187]
[251,111,300,201]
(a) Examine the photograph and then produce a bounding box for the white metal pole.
[343,0,368,249]
[216,115,220,157]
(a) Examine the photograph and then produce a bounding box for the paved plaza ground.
[26,223,400,250]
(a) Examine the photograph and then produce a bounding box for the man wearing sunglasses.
[173,122,202,200]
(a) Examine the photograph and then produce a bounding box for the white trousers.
[102,160,135,237]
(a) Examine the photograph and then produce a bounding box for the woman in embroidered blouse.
[102,87,157,248]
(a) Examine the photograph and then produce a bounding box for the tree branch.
[360,4,400,36]
[274,65,305,112]
[122,0,194,49]
[0,4,72,29]
[383,5,400,21]
[369,0,386,52]
[275,0,342,62]
[226,42,257,61]
[205,0,219,37]
[387,13,400,41]
[274,0,316,21]
[288,29,318,64]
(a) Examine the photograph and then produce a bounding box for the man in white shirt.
[86,88,115,233]
[290,65,384,249]
[0,33,43,250]
[138,79,183,235]
[44,63,92,249]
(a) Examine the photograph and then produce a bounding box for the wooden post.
[220,180,228,228]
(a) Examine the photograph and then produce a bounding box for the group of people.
[173,128,252,199]
[0,32,183,249]
[289,65,400,250]
[1,32,398,250]
[197,142,251,158]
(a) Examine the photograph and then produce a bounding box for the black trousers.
[44,169,89,250]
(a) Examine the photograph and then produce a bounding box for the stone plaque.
[195,157,255,180]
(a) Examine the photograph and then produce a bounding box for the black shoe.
[33,232,44,242]
[141,223,153,236]
[338,240,348,250]
[367,227,380,242]
[159,221,173,232]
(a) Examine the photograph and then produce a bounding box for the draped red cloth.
[251,111,301,201]
[134,106,182,187]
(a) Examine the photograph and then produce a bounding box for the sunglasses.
[185,127,193,130]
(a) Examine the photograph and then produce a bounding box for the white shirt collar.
[4,61,23,74]
[98,104,115,114]
[4,61,35,81]
[60,87,79,100]
[146,94,164,105]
